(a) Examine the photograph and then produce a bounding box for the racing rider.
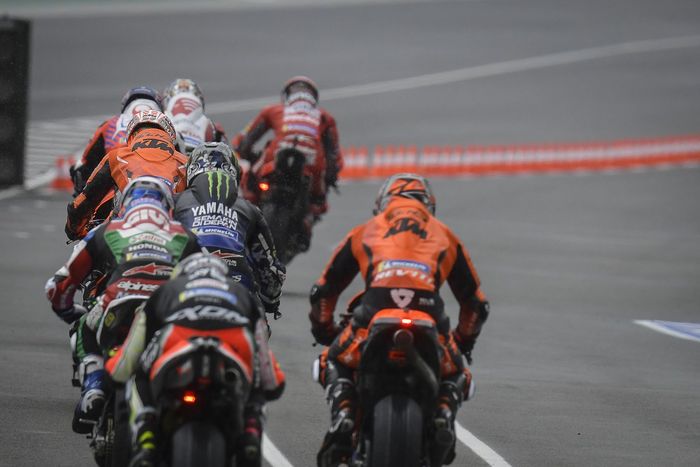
[231,76,343,251]
[308,173,490,465]
[70,86,163,195]
[66,110,188,241]
[107,253,286,467]
[45,176,202,434]
[174,142,286,319]
[162,78,228,153]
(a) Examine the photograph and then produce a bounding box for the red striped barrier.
[339,135,700,180]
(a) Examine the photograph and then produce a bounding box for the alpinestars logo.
[390,288,415,308]
[123,262,173,277]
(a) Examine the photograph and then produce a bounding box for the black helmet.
[120,86,163,113]
[186,142,241,185]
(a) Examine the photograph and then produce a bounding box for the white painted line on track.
[207,34,700,116]
[455,421,512,467]
[634,320,700,343]
[5,0,462,19]
[262,433,295,467]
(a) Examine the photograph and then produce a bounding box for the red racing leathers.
[232,101,343,214]
[66,128,188,240]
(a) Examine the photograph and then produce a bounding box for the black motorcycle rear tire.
[171,421,227,467]
[110,387,130,467]
[262,202,294,264]
[370,394,423,467]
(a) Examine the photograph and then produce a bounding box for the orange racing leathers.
[309,196,489,382]
[66,128,188,240]
[231,102,343,213]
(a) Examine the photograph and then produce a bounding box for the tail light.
[401,318,412,326]
[258,182,270,191]
[182,390,197,404]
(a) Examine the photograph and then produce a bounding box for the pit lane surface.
[2,1,700,466]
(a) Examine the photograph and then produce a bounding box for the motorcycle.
[145,332,254,467]
[319,308,454,467]
[244,146,312,265]
[88,299,146,467]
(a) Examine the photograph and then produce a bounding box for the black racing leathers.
[174,172,285,315]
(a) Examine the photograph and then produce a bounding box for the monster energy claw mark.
[207,171,230,198]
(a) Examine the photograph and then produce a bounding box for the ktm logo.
[171,97,201,116]
[131,138,174,155]
[384,218,427,239]
[123,262,173,277]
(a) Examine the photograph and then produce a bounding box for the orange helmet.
[374,173,436,215]
[126,110,177,144]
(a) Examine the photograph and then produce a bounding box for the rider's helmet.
[186,142,241,185]
[126,110,178,145]
[162,78,205,110]
[120,86,163,113]
[373,173,436,215]
[114,175,175,216]
[171,252,229,280]
[281,75,318,105]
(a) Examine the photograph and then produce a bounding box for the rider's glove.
[65,203,82,241]
[452,330,475,365]
[310,320,339,347]
[263,300,282,320]
[325,171,338,191]
[53,304,87,325]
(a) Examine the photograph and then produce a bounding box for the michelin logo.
[378,260,430,273]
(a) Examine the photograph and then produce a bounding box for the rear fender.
[150,337,253,399]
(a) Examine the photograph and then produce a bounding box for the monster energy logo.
[207,171,231,198]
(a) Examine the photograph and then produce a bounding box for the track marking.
[634,320,700,343]
[5,0,459,19]
[456,421,512,467]
[262,433,295,467]
[207,34,700,115]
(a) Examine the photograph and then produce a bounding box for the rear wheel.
[110,387,130,467]
[370,394,423,467]
[171,421,227,467]
[262,201,293,262]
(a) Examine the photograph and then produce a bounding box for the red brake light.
[259,182,270,191]
[183,391,197,404]
[401,318,412,326]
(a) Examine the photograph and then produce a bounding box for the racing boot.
[129,408,158,467]
[238,400,264,467]
[73,354,106,434]
[317,372,356,467]
[433,371,471,465]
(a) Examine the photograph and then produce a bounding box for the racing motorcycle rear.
[89,299,148,467]
[251,147,311,264]
[147,333,254,467]
[324,309,454,467]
